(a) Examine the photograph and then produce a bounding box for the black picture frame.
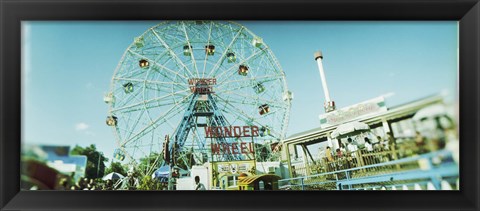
[1,0,479,210]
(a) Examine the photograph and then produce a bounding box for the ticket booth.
[211,160,256,190]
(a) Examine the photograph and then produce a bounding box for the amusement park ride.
[102,21,459,191]
[104,21,293,190]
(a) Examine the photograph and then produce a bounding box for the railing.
[279,149,459,190]
[290,138,445,179]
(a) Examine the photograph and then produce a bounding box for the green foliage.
[138,152,162,176]
[70,144,108,179]
[105,162,127,177]
[174,152,195,170]
[138,175,165,190]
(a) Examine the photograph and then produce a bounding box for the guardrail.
[279,150,459,190]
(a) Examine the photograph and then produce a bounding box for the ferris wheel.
[104,21,292,175]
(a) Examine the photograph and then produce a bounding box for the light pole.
[97,152,103,178]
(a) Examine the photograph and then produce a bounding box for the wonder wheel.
[104,21,292,175]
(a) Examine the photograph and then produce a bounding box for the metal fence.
[290,138,445,179]
[279,149,459,190]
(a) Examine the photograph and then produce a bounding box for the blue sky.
[22,21,458,162]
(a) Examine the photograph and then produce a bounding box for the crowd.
[22,163,173,191]
[320,130,447,174]
[54,177,116,190]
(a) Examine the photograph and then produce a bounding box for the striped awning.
[238,174,281,185]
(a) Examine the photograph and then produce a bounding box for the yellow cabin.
[237,174,280,190]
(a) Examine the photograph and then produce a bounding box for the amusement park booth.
[176,160,286,190]
[237,174,281,190]
[280,94,456,179]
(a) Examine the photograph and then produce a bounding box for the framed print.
[1,0,479,210]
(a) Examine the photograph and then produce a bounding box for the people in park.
[339,143,347,154]
[336,148,343,158]
[347,138,358,155]
[325,146,334,162]
[386,132,395,151]
[415,131,427,153]
[195,176,206,190]
[347,138,358,167]
[375,136,384,151]
[122,168,139,190]
[364,137,374,152]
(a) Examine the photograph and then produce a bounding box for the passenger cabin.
[123,82,134,93]
[139,59,149,68]
[103,93,115,104]
[205,45,215,55]
[183,45,192,56]
[106,116,118,126]
[134,36,144,48]
[226,52,236,63]
[113,149,125,161]
[259,104,270,115]
[254,83,265,93]
[238,65,249,76]
[259,126,271,137]
[252,37,263,48]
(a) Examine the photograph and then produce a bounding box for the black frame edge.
[459,2,480,209]
[1,0,480,211]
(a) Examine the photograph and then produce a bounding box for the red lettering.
[215,127,223,137]
[251,126,259,137]
[234,126,241,137]
[224,126,232,137]
[249,142,254,153]
[232,143,238,154]
[211,143,220,155]
[205,127,214,138]
[243,126,250,137]
[241,143,247,154]
[223,144,230,154]
[205,125,260,138]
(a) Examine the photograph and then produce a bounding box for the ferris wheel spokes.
[206,26,245,78]
[181,22,201,78]
[201,21,214,78]
[127,50,189,82]
[110,89,190,114]
[119,101,189,147]
[150,29,196,79]
[213,46,267,82]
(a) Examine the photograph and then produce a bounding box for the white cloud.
[75,122,90,131]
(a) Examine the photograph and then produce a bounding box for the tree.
[105,162,127,177]
[71,144,108,179]
[138,152,162,176]
[138,175,164,190]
